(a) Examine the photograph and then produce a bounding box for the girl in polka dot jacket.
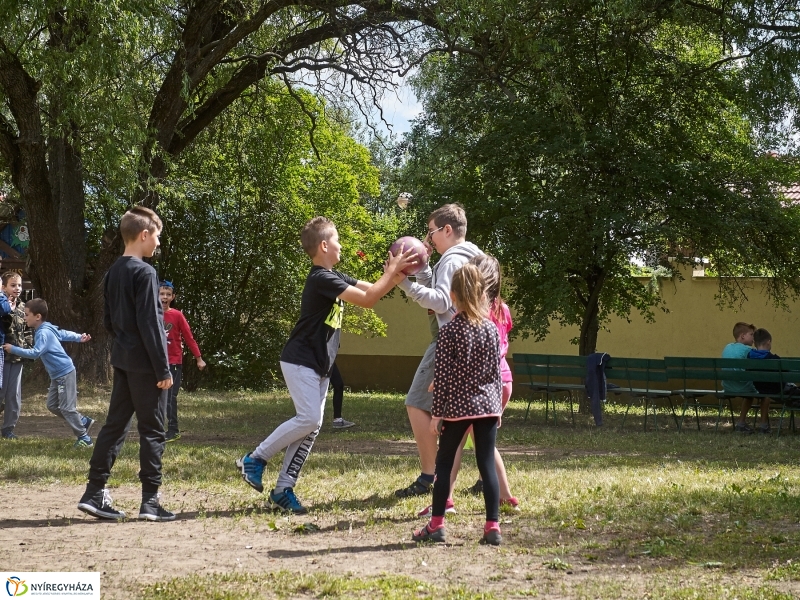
[412,262,503,546]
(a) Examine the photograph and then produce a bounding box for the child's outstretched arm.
[55,329,90,343]
[338,245,418,309]
[4,328,50,360]
[178,313,206,370]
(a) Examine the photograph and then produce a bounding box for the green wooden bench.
[513,353,585,425]
[608,358,678,431]
[666,356,800,435]
[665,357,727,431]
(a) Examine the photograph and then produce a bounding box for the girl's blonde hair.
[451,263,487,325]
[468,254,505,324]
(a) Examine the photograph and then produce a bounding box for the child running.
[0,272,31,439]
[159,280,206,442]
[3,298,95,447]
[236,216,417,514]
[417,254,518,517]
[412,262,503,545]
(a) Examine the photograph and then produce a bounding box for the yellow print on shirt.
[324,300,344,330]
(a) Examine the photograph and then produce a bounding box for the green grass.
[3,387,800,599]
[138,571,495,599]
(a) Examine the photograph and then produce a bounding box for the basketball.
[389,236,429,276]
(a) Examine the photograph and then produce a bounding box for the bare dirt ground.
[2,418,795,599]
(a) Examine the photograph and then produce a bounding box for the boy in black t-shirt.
[77,206,175,522]
[236,217,417,513]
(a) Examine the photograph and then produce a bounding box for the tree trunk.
[577,276,602,414]
[49,124,87,293]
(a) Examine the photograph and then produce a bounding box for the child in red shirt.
[159,281,206,441]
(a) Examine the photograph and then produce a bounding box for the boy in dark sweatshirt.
[747,328,784,434]
[77,206,174,522]
[4,298,94,446]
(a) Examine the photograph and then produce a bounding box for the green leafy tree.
[157,86,397,388]
[401,0,800,355]
[0,0,436,380]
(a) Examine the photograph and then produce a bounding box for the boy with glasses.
[393,204,483,498]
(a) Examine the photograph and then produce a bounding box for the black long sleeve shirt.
[104,256,170,379]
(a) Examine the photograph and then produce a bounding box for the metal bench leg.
[545,392,551,424]
[677,401,689,432]
[668,399,679,430]
[524,392,534,422]
[622,396,634,428]
[568,391,575,427]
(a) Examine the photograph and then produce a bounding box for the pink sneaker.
[500,497,520,512]
[417,498,456,517]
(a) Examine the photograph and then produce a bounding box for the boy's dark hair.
[1,271,21,285]
[301,217,336,257]
[428,203,467,238]
[733,322,755,340]
[159,280,175,292]
[120,206,163,244]
[26,297,47,320]
[754,328,772,346]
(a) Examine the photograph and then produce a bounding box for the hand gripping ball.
[389,236,429,276]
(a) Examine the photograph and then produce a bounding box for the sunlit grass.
[3,386,800,598]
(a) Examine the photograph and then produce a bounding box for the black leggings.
[433,417,499,522]
[330,363,344,419]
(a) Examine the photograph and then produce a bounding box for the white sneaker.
[417,500,456,518]
[332,418,355,430]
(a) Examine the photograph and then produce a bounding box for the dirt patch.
[1,483,787,600]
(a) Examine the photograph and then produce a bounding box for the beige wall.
[337,275,800,391]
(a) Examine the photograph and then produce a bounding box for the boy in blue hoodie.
[746,328,796,433]
[3,298,95,446]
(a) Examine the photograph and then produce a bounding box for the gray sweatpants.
[253,362,329,491]
[46,369,87,438]
[1,362,24,433]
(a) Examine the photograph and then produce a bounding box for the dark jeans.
[434,416,499,522]
[166,364,182,433]
[330,363,344,419]
[88,367,167,493]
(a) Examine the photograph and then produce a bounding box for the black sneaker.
[2,429,17,440]
[138,492,176,522]
[467,479,483,496]
[735,423,755,434]
[77,486,126,520]
[395,477,433,498]
[165,431,181,443]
